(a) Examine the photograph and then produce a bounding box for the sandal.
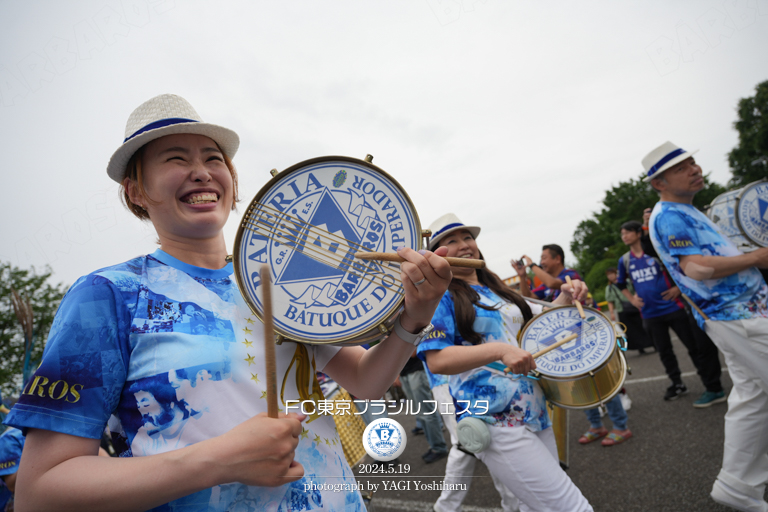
[601,429,633,447]
[578,428,608,444]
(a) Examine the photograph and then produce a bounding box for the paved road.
[353,335,766,511]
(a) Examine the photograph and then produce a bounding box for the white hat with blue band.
[106,93,240,183]
[427,213,481,250]
[642,141,698,182]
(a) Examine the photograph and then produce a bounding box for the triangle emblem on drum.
[275,188,383,288]
[759,198,768,222]
[537,324,583,354]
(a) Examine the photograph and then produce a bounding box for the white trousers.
[432,384,520,512]
[476,426,592,512]
[705,317,768,503]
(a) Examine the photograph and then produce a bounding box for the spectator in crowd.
[578,394,633,447]
[397,351,448,464]
[517,244,579,301]
[604,267,654,354]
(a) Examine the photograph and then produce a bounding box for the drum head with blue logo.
[519,306,615,379]
[737,180,768,248]
[234,156,421,344]
[708,189,753,251]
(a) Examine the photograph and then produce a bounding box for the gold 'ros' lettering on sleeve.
[424,330,446,340]
[0,461,16,469]
[669,240,694,248]
[23,375,84,403]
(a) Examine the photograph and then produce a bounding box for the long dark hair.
[449,253,533,345]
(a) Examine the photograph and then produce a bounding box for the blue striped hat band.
[123,117,199,143]
[648,148,686,177]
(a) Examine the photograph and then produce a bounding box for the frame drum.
[233,156,422,345]
[707,178,768,252]
[519,305,627,410]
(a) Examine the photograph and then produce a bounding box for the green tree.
[0,263,68,398]
[728,80,768,187]
[570,175,725,304]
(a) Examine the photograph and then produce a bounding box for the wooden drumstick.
[531,332,579,359]
[355,251,485,269]
[260,265,279,419]
[503,332,579,373]
[564,275,585,319]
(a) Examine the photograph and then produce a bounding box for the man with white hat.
[645,141,768,512]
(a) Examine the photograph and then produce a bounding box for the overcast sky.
[1,0,767,288]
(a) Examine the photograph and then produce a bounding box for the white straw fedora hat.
[642,141,698,182]
[106,94,240,183]
[427,213,481,250]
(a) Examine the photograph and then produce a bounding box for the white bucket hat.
[106,94,240,183]
[427,213,481,250]
[642,141,698,182]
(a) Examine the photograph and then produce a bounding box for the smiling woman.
[123,134,236,257]
[5,93,454,512]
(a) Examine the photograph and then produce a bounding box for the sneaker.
[664,383,688,401]
[619,392,632,411]
[422,449,448,464]
[693,390,727,408]
[411,427,424,436]
[711,479,768,512]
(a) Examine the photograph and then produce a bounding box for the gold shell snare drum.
[519,305,627,410]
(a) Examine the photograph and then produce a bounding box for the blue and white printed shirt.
[650,202,768,327]
[417,287,549,431]
[6,250,364,512]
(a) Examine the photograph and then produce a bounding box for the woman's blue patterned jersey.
[649,202,768,327]
[5,250,364,512]
[417,286,550,431]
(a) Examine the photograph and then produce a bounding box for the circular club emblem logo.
[238,160,419,343]
[363,418,407,461]
[520,307,614,378]
[737,181,768,248]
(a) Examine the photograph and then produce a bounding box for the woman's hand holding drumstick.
[355,251,485,269]
[564,275,585,319]
[503,332,579,374]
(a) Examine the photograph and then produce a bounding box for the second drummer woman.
[418,213,593,512]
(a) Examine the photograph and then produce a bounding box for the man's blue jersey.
[617,251,683,319]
